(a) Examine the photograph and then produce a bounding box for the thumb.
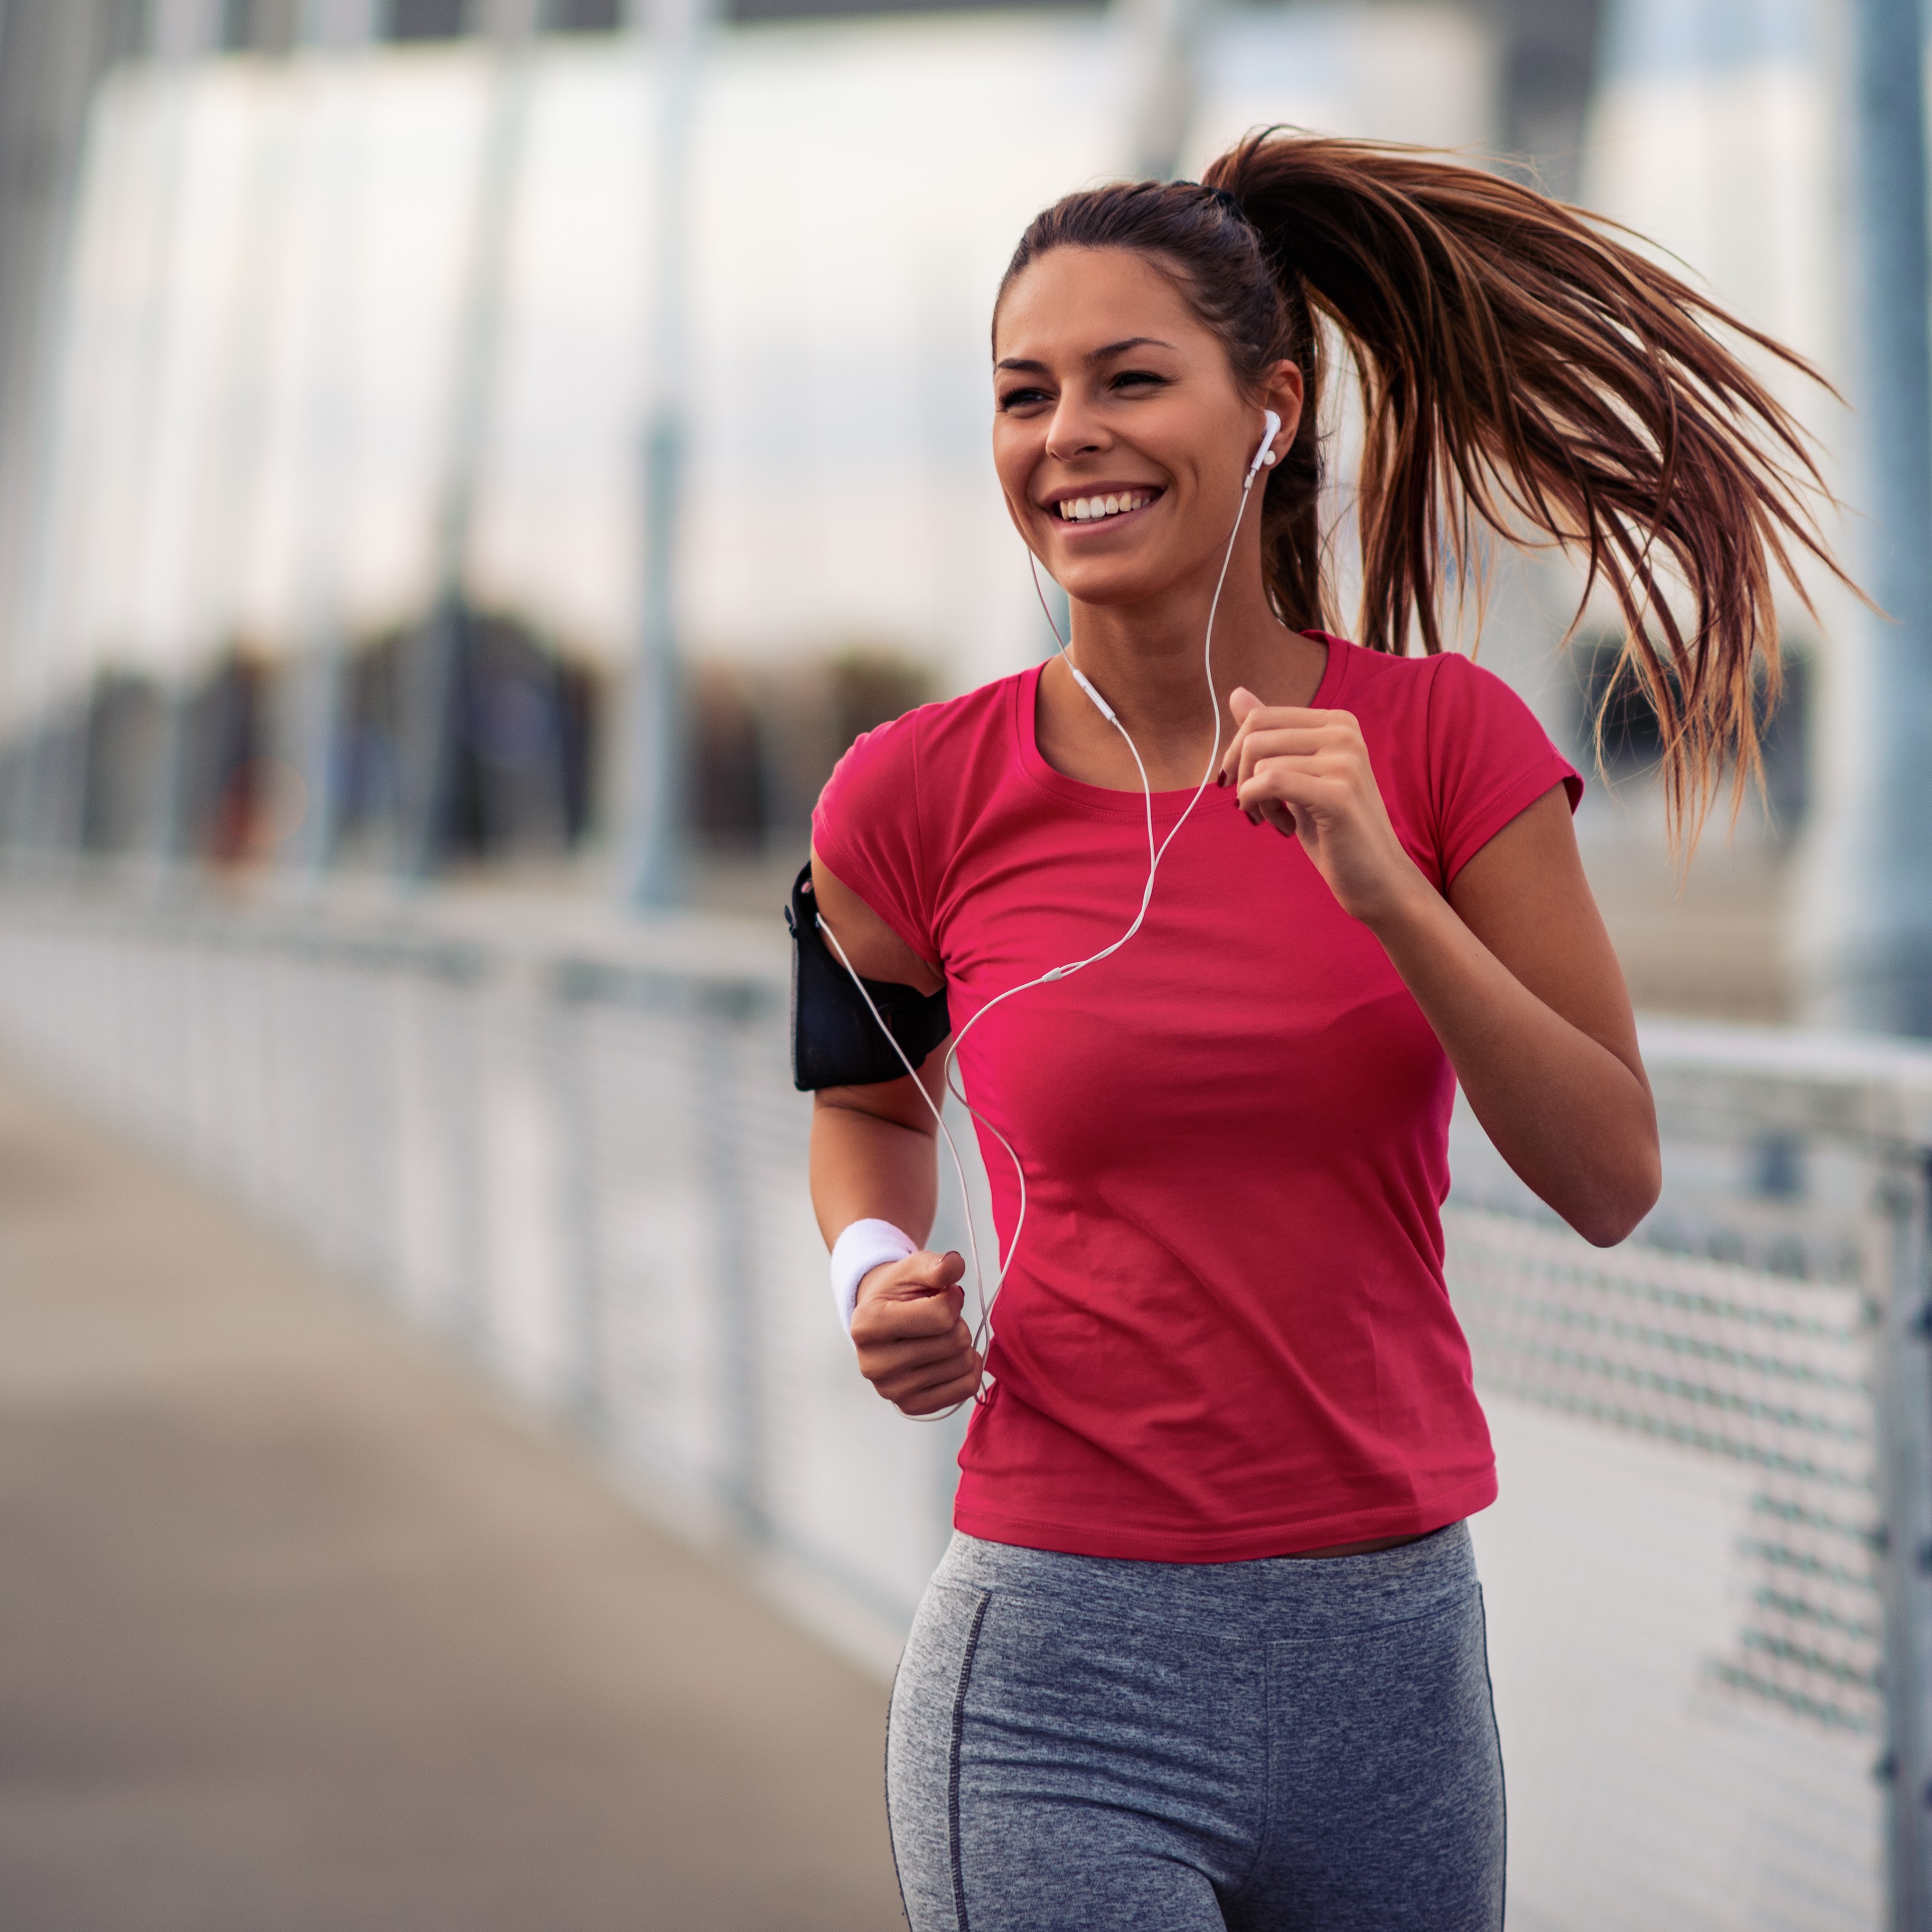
[887,1249,965,1297]
[1229,684,1263,724]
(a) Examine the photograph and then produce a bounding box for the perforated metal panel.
[1449,1203,1885,1930]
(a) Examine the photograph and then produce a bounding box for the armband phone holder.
[786,863,950,1091]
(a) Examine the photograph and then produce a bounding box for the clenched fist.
[850,1249,983,1416]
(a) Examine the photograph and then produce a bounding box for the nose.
[1045,392,1108,464]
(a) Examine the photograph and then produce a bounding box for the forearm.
[1366,873,1660,1245]
[810,1097,941,1248]
[812,1092,978,1413]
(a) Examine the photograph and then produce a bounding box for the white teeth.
[1059,492,1153,521]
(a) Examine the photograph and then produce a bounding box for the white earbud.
[1248,409,1283,478]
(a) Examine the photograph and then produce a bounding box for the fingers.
[868,1338,985,1413]
[851,1249,967,1345]
[1217,693,1357,790]
[849,1246,985,1413]
[1228,732,1335,811]
[1221,705,1368,833]
[1237,762,1358,832]
[1233,779,1300,835]
[1229,744,1348,827]
[858,1313,982,1409]
[892,1359,986,1416]
[846,1244,989,1414]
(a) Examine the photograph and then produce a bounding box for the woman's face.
[991,246,1301,611]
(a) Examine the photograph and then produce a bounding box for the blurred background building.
[0,0,1636,918]
[5,5,1932,1931]
[0,0,1864,1015]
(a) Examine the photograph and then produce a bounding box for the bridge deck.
[0,1057,904,1932]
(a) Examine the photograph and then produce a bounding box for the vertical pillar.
[125,2,218,884]
[620,0,710,912]
[1113,0,1209,182]
[291,0,378,875]
[0,1,150,824]
[397,0,540,881]
[699,994,764,1540]
[298,0,381,47]
[147,0,224,60]
[1793,0,1932,1035]
[625,410,685,907]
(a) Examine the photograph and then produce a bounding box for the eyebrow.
[994,336,1179,373]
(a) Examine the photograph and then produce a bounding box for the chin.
[1054,561,1168,609]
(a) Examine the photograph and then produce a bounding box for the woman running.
[798,131,1841,1931]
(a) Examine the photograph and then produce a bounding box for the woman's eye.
[997,386,1052,411]
[1113,368,1167,392]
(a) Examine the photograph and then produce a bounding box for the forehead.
[992,247,1212,363]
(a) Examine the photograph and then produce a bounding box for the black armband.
[786,861,950,1091]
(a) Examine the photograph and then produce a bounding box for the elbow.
[1568,1142,1662,1250]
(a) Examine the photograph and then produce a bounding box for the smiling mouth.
[1052,488,1162,524]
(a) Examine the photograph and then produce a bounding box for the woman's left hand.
[1217,686,1421,927]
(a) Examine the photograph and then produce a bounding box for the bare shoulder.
[810,849,944,994]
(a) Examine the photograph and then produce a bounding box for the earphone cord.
[816,911,1010,1421]
[822,463,1264,1416]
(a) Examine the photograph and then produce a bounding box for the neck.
[1053,530,1322,787]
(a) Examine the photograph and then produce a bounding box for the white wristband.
[831,1219,917,1333]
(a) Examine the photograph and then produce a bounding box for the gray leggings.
[886,1522,1504,1932]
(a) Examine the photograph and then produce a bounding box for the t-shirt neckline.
[1013,632,1346,819]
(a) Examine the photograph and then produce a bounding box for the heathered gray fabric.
[886,1521,1503,1932]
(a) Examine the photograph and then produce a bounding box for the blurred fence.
[0,882,1924,1932]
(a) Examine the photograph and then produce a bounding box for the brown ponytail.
[997,130,1852,845]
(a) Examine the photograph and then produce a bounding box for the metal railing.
[0,883,1925,1932]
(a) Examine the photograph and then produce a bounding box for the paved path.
[0,1058,905,1932]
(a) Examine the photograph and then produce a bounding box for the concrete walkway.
[0,1058,906,1932]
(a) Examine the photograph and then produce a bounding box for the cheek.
[989,416,1028,467]
[990,431,1040,511]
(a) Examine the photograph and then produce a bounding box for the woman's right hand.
[851,1249,982,1415]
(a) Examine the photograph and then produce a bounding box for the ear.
[1261,360,1305,457]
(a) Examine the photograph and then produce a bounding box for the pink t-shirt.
[812,635,1581,1561]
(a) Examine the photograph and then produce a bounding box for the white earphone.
[1250,408,1283,477]
[818,408,1286,1411]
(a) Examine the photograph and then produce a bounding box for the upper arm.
[811,847,944,995]
[809,845,950,1131]
[1445,785,1648,1090]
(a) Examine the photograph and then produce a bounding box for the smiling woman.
[793,131,1848,1932]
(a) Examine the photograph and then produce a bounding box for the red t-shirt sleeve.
[809,713,941,967]
[1425,653,1584,888]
